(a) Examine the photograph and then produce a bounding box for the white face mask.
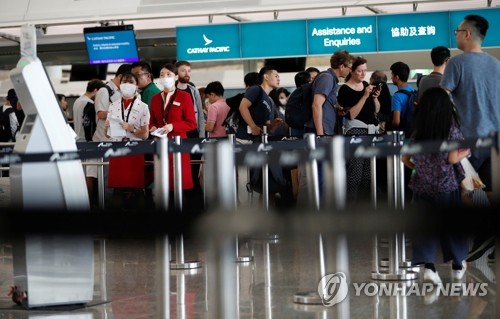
[160,77,176,90]
[279,98,287,106]
[120,83,137,98]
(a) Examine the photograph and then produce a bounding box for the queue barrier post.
[170,136,202,270]
[372,131,417,281]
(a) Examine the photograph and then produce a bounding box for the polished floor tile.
[0,231,496,318]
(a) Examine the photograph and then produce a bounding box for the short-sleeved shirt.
[337,81,378,126]
[440,51,500,139]
[107,97,150,141]
[304,69,338,135]
[140,82,161,109]
[391,85,413,113]
[206,99,230,138]
[417,72,442,101]
[235,85,274,141]
[93,81,122,142]
[408,125,464,195]
[72,95,92,142]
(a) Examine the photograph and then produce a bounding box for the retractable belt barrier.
[0,131,498,166]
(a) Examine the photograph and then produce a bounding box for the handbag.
[459,157,485,194]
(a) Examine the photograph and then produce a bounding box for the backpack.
[82,101,96,141]
[104,83,115,102]
[285,82,314,129]
[0,106,16,142]
[284,70,329,130]
[395,89,418,137]
[223,86,264,134]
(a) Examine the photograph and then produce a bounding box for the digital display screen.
[83,25,140,64]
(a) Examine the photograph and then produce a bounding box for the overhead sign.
[377,12,450,52]
[307,16,377,55]
[240,20,307,58]
[449,8,500,48]
[176,23,240,61]
[176,8,500,61]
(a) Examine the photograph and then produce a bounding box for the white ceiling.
[0,0,498,36]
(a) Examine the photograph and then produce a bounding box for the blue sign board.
[307,16,377,55]
[176,24,240,61]
[175,8,500,61]
[449,8,500,48]
[240,20,307,58]
[377,12,450,52]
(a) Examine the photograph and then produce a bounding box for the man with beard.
[174,60,205,213]
[174,60,205,138]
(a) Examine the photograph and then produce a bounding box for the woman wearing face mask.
[149,63,197,195]
[106,72,151,209]
[269,87,290,140]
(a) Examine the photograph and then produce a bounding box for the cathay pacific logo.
[203,34,213,45]
[186,33,230,54]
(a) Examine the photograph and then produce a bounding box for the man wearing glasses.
[441,14,500,262]
[304,49,354,137]
[131,61,161,208]
[131,61,161,108]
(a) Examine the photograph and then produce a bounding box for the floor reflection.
[0,233,496,318]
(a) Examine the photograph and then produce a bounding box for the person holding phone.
[369,70,392,132]
[337,56,381,203]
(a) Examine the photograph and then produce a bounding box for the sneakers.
[466,237,495,262]
[452,260,467,281]
[423,268,442,285]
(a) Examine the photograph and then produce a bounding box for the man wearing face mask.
[149,63,197,209]
[106,72,150,210]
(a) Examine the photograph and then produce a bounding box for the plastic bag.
[460,157,485,194]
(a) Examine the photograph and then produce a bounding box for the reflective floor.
[0,231,497,319]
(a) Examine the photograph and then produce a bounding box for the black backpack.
[0,106,16,142]
[284,70,329,130]
[82,101,96,141]
[285,82,314,129]
[223,86,263,134]
[395,89,418,137]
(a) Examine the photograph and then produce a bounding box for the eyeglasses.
[134,72,149,77]
[454,29,468,36]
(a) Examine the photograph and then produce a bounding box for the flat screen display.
[83,25,140,64]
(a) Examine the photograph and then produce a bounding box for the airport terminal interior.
[1,0,500,318]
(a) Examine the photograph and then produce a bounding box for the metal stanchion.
[293,133,324,305]
[262,126,270,211]
[261,126,279,241]
[97,157,105,209]
[228,134,253,263]
[372,131,417,281]
[156,234,170,319]
[170,136,202,270]
[154,137,169,210]
[319,136,351,318]
[204,140,238,319]
[153,136,170,319]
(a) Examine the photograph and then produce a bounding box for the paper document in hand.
[109,116,127,138]
[151,128,168,138]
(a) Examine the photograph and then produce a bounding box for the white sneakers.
[423,261,467,285]
[423,268,442,285]
[452,260,467,281]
